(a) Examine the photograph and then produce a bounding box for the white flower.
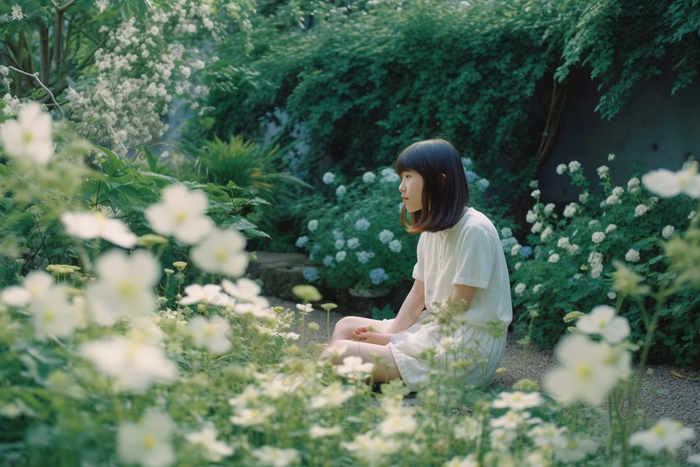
[322,172,335,184]
[568,161,581,173]
[528,423,567,449]
[629,419,695,453]
[1,271,53,307]
[642,163,700,198]
[531,222,543,234]
[492,391,545,411]
[389,240,402,253]
[335,356,374,380]
[605,195,619,205]
[0,102,53,164]
[30,285,80,340]
[625,249,640,263]
[347,238,360,249]
[662,225,674,239]
[378,411,417,436]
[531,189,541,198]
[579,191,590,203]
[557,237,570,249]
[11,4,23,19]
[230,406,276,427]
[145,185,213,244]
[501,227,513,238]
[689,454,700,465]
[356,250,375,264]
[690,210,697,220]
[576,305,630,344]
[296,303,313,313]
[86,249,160,326]
[543,334,620,406]
[221,278,260,303]
[511,244,522,256]
[554,437,598,463]
[612,186,624,196]
[634,204,649,217]
[117,412,176,467]
[333,239,344,250]
[80,336,177,391]
[61,211,138,249]
[544,203,555,215]
[490,410,535,429]
[336,251,347,261]
[548,254,560,263]
[515,283,526,296]
[362,172,376,183]
[514,262,521,271]
[379,229,395,244]
[190,228,248,277]
[187,316,231,353]
[628,177,640,189]
[592,232,605,244]
[309,425,343,439]
[563,203,577,218]
[605,224,617,233]
[556,164,567,175]
[597,165,609,178]
[310,381,354,409]
[178,284,229,307]
[308,219,318,232]
[540,227,552,242]
[251,446,299,467]
[608,292,617,300]
[444,454,479,467]
[341,432,401,462]
[185,423,233,462]
[336,185,346,198]
[354,218,371,231]
[526,210,537,223]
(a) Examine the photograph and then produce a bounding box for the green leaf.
[142,145,158,173]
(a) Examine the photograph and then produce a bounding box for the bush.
[508,159,699,365]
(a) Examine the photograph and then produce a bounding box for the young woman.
[319,139,512,391]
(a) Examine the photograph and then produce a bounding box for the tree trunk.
[40,21,50,85]
[51,9,64,76]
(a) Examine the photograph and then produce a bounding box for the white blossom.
[579,191,590,204]
[221,278,260,303]
[190,228,248,277]
[492,391,544,411]
[576,305,630,344]
[563,203,578,218]
[117,412,176,467]
[515,283,526,296]
[322,172,336,184]
[526,210,537,223]
[379,230,395,244]
[308,219,318,232]
[629,419,695,454]
[662,225,674,239]
[309,425,343,439]
[548,254,560,263]
[531,222,543,234]
[568,161,581,173]
[531,189,541,198]
[335,356,374,380]
[61,211,138,249]
[540,227,553,242]
[634,204,649,217]
[251,446,299,467]
[310,381,354,409]
[185,423,234,462]
[592,232,605,244]
[389,240,402,253]
[625,249,640,263]
[145,185,213,245]
[511,244,522,256]
[341,432,401,463]
[554,437,598,463]
[1,271,53,307]
[362,172,376,183]
[642,163,700,198]
[0,102,53,164]
[556,164,567,175]
[230,406,276,427]
[597,165,609,178]
[187,316,231,354]
[605,224,617,233]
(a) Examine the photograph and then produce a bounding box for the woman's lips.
[402,197,408,200]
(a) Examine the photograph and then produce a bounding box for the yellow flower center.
[142,434,157,449]
[118,281,137,297]
[175,211,188,223]
[43,310,55,323]
[205,325,214,337]
[575,363,591,380]
[597,318,608,328]
[125,343,137,363]
[29,286,41,297]
[569,441,578,449]
[653,425,666,436]
[23,131,33,144]
[215,250,227,261]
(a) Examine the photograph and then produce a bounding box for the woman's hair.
[395,138,470,233]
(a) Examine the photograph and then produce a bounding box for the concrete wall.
[537,69,700,202]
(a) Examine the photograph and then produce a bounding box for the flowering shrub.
[1,103,699,467]
[509,160,700,364]
[292,159,504,292]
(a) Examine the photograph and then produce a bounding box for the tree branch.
[6,66,64,119]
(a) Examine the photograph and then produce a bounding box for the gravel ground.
[266,296,700,453]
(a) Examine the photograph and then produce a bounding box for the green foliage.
[508,161,699,365]
[371,303,395,320]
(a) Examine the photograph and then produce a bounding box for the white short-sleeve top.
[412,206,512,327]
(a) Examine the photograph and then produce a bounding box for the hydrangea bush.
[1,102,699,466]
[509,159,700,364]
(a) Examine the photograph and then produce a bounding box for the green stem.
[327,309,330,344]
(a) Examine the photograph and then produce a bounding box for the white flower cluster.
[380,168,400,183]
[588,251,604,279]
[563,202,578,218]
[634,204,649,217]
[557,237,579,255]
[556,164,567,175]
[568,161,581,173]
[322,172,335,184]
[597,165,609,178]
[642,162,700,198]
[591,232,605,244]
[625,249,640,263]
[66,3,216,154]
[540,226,553,242]
[662,225,674,239]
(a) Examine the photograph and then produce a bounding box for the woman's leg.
[330,316,388,343]
[320,339,402,384]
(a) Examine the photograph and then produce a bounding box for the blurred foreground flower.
[185,422,233,462]
[178,284,230,307]
[576,305,630,344]
[117,411,176,467]
[145,184,213,244]
[251,446,300,467]
[491,391,545,411]
[187,316,231,354]
[30,285,81,340]
[61,211,137,248]
[190,228,248,276]
[642,163,700,198]
[0,102,53,164]
[293,284,322,302]
[86,249,160,325]
[80,336,177,391]
[1,270,53,307]
[629,418,695,453]
[335,356,374,380]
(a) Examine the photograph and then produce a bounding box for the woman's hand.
[352,326,393,346]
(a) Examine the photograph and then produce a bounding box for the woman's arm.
[384,279,426,334]
[451,284,478,312]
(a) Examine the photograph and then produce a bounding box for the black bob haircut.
[395,138,470,234]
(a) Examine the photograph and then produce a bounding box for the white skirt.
[379,309,507,391]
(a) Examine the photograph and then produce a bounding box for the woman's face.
[398,170,424,213]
